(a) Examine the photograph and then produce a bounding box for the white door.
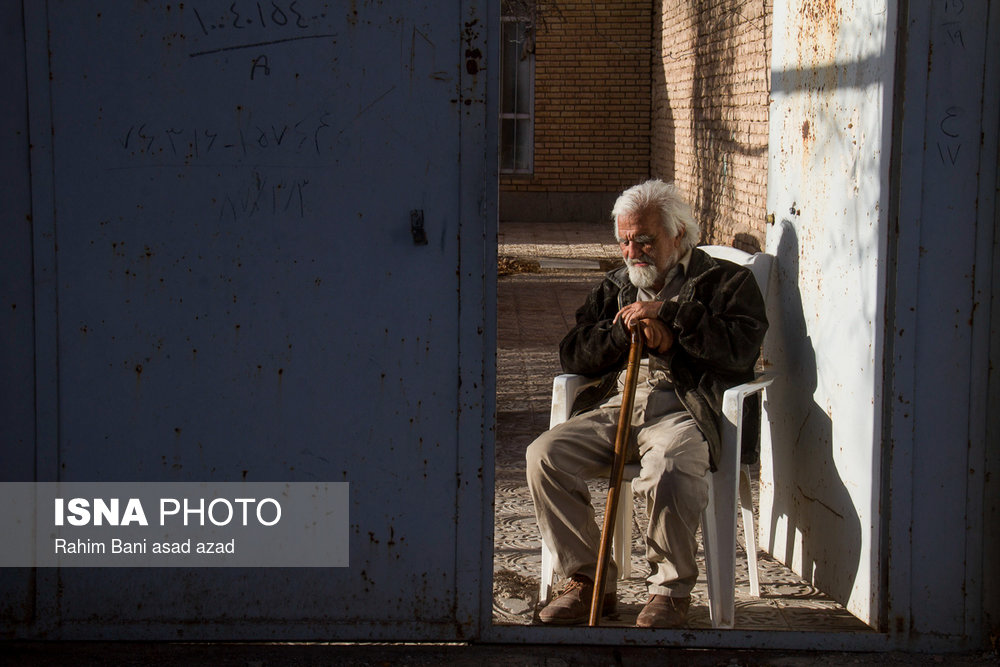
[760,1,898,626]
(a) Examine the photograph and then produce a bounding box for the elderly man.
[526,180,768,627]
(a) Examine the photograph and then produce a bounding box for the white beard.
[626,263,662,289]
[626,249,680,290]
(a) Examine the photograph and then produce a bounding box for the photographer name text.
[55,537,235,555]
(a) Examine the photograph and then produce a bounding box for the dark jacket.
[559,246,768,471]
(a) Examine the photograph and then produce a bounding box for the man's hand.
[614,302,674,354]
[614,301,663,329]
[639,319,674,354]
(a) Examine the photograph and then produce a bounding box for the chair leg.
[540,539,555,604]
[701,474,722,628]
[613,480,633,581]
[739,464,760,597]
[703,457,739,629]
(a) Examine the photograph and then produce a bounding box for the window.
[500,14,534,173]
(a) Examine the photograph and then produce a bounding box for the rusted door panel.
[888,0,997,640]
[0,0,36,631]
[16,0,493,638]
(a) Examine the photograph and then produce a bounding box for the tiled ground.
[492,223,873,632]
[498,221,622,264]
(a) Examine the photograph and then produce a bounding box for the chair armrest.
[550,374,601,429]
[715,371,776,492]
[721,372,775,426]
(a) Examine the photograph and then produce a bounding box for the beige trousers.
[526,382,710,597]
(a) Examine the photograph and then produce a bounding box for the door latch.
[410,210,429,245]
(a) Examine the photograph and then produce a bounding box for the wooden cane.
[589,326,645,626]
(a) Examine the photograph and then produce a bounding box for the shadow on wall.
[763,221,862,609]
[691,0,769,248]
[734,232,762,254]
[650,1,674,187]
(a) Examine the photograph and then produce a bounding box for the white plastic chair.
[538,245,774,629]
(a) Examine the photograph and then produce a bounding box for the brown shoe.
[538,574,617,625]
[635,594,690,628]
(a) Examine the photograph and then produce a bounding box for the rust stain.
[797,0,841,51]
[793,0,841,81]
[465,47,482,75]
[463,19,482,82]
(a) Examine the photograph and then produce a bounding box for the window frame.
[499,14,535,175]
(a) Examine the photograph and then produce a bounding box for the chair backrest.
[699,244,773,301]
[700,245,774,466]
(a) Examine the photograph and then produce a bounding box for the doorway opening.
[490,223,872,631]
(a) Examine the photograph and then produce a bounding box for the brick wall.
[652,0,772,251]
[502,1,773,241]
[500,0,651,222]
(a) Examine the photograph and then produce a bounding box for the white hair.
[611,180,700,252]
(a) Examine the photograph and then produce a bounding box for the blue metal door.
[4,0,495,639]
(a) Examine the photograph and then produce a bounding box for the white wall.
[761,0,897,627]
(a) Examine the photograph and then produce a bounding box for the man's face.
[616,209,684,291]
